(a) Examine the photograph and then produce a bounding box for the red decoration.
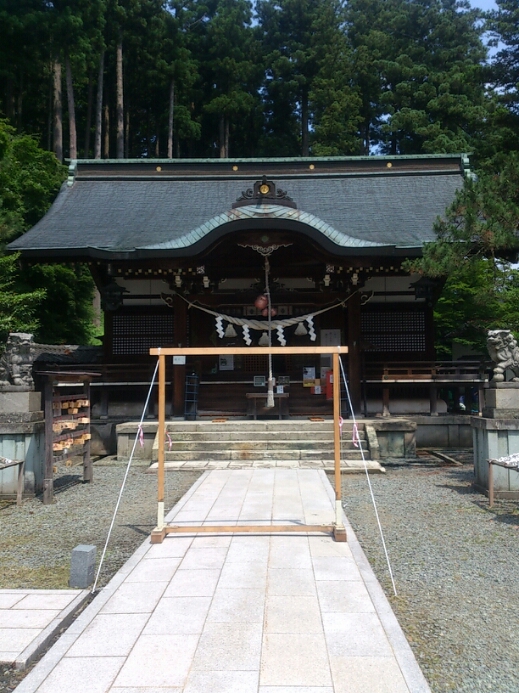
[262,307,277,318]
[254,294,268,310]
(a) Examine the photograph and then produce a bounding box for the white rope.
[162,291,355,333]
[338,356,398,597]
[91,358,160,594]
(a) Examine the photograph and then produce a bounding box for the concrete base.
[411,414,473,448]
[0,389,41,413]
[368,418,416,458]
[0,412,45,499]
[116,421,158,460]
[472,416,519,499]
[472,384,519,498]
[90,421,117,456]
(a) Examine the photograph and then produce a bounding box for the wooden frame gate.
[149,346,348,543]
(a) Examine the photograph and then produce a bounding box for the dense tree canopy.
[0,0,500,159]
[408,154,519,353]
[0,120,96,345]
[2,0,519,351]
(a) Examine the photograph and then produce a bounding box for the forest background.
[1,0,519,355]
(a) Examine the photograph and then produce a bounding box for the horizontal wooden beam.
[150,346,348,356]
[151,524,335,543]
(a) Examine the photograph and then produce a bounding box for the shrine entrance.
[149,345,349,544]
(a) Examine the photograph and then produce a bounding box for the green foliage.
[0,253,45,345]
[433,262,519,355]
[19,264,96,345]
[408,153,519,354]
[0,120,66,241]
[0,119,95,345]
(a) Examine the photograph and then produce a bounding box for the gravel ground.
[340,454,519,693]
[2,455,518,693]
[0,459,200,692]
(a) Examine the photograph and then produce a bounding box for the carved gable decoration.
[232,175,297,209]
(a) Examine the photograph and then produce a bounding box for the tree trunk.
[219,114,228,158]
[125,108,130,157]
[225,118,229,158]
[167,79,174,158]
[94,51,104,159]
[16,74,23,131]
[47,70,53,151]
[301,86,309,156]
[103,102,110,158]
[116,34,124,159]
[53,58,63,162]
[84,69,93,157]
[5,78,14,123]
[65,52,77,159]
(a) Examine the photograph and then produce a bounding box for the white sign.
[173,355,186,365]
[219,355,234,371]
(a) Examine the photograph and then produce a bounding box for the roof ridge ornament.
[232,175,297,209]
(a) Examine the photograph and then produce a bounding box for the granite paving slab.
[12,469,430,692]
[0,589,89,669]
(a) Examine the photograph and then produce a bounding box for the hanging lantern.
[224,323,237,338]
[254,294,268,310]
[261,307,277,317]
[295,322,307,336]
[258,331,270,346]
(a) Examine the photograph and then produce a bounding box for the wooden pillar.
[429,385,438,417]
[333,351,346,542]
[158,353,166,526]
[43,379,54,505]
[173,294,187,417]
[347,291,362,415]
[83,381,93,482]
[382,387,390,417]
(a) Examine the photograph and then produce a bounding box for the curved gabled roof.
[8,154,467,259]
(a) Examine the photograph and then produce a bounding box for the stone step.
[147,459,385,472]
[162,449,367,462]
[163,421,360,433]
[162,440,367,452]
[163,430,366,442]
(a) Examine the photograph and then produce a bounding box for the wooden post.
[347,291,362,415]
[173,294,187,416]
[83,381,93,482]
[43,379,54,505]
[382,387,390,417]
[429,385,438,417]
[156,353,166,536]
[333,351,346,541]
[488,461,494,508]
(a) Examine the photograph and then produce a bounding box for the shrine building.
[8,154,472,420]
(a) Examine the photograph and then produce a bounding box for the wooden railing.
[362,360,491,416]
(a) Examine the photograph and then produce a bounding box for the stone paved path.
[12,469,430,693]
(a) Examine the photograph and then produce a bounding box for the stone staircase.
[147,419,384,471]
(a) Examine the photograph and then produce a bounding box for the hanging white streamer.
[215,316,224,338]
[242,325,252,345]
[276,325,286,346]
[306,316,316,341]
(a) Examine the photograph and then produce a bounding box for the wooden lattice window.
[242,355,269,373]
[361,309,426,352]
[111,313,175,355]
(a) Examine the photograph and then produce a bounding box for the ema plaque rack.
[41,371,100,505]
